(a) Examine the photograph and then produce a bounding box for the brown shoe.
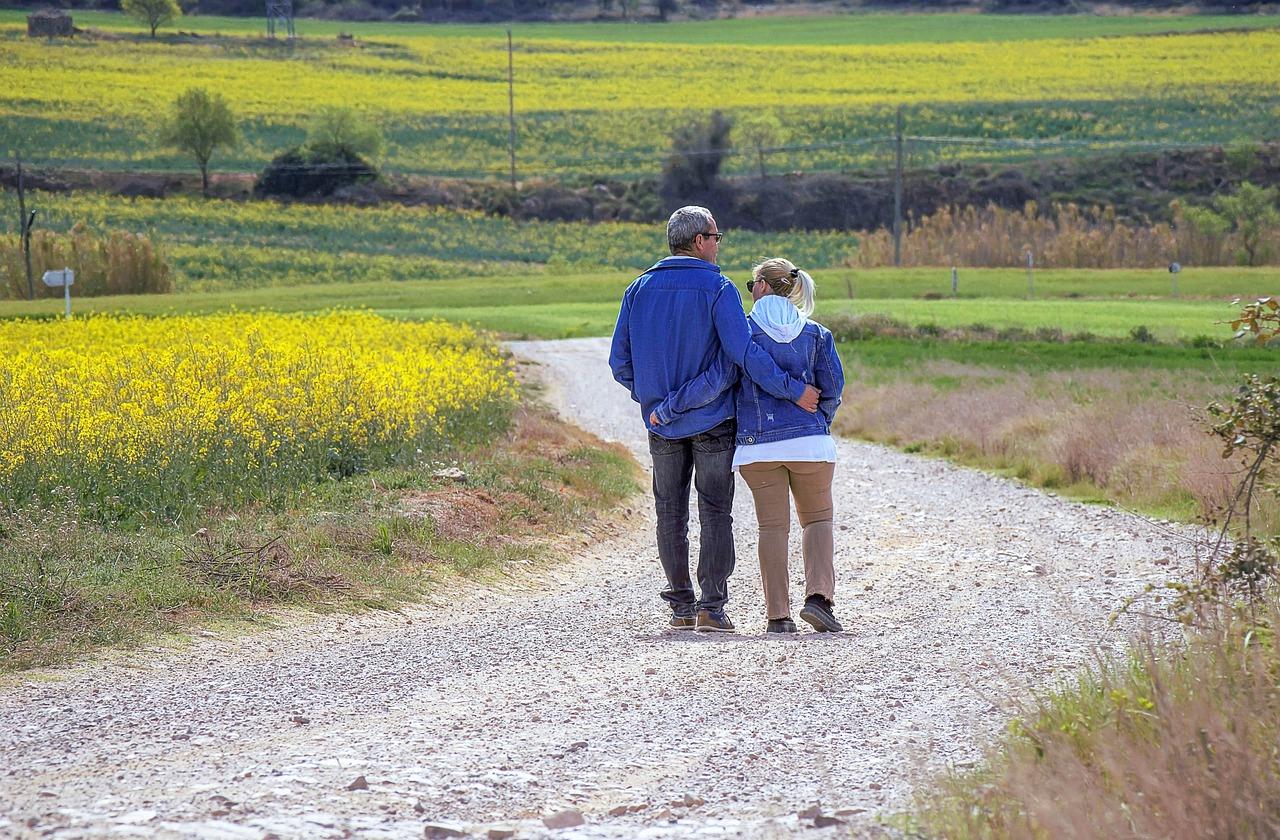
[695,608,735,633]
[669,613,697,630]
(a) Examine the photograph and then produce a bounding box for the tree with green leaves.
[736,112,788,179]
[1216,182,1280,267]
[161,88,238,198]
[122,0,181,38]
[305,106,386,161]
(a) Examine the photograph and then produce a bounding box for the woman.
[651,258,845,633]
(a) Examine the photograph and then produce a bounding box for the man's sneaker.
[766,617,798,634]
[669,613,697,630]
[695,608,735,633]
[800,595,844,633]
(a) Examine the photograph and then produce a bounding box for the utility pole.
[15,153,34,301]
[1025,247,1035,300]
[506,29,518,191]
[893,107,904,268]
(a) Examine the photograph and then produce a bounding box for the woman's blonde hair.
[752,257,815,318]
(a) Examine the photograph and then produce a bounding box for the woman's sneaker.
[800,595,844,632]
[695,608,735,633]
[766,617,798,634]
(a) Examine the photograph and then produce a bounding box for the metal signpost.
[42,268,74,319]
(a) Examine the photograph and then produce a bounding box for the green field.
[2,8,1276,178]
[7,190,1279,298]
[8,8,1278,45]
[2,258,1275,345]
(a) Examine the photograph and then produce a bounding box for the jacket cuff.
[787,378,807,403]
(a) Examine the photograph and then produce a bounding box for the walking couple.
[609,206,846,635]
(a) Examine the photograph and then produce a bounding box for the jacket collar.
[646,255,722,274]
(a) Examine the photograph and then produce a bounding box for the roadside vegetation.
[830,324,1279,534]
[0,312,639,670]
[904,298,1280,839]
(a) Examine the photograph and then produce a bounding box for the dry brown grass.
[835,364,1277,532]
[851,201,1280,269]
[2,223,172,298]
[912,601,1280,839]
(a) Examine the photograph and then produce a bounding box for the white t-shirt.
[732,434,836,471]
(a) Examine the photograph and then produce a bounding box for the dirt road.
[0,337,1194,838]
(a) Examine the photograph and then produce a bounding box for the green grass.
[837,335,1279,379]
[824,298,1248,343]
[2,261,1277,342]
[6,8,1276,45]
[0,401,641,671]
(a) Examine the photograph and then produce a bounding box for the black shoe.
[800,596,843,633]
[766,617,798,634]
[695,608,735,633]
[669,613,697,630]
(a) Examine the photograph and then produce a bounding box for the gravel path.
[0,337,1197,839]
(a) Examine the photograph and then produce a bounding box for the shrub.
[660,110,733,210]
[255,146,378,199]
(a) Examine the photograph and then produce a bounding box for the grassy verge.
[0,399,640,671]
[833,334,1280,532]
[905,598,1280,838]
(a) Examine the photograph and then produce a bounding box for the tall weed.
[1,223,172,298]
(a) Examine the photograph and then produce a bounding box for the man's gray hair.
[667,206,715,255]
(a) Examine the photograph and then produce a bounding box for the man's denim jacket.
[608,257,808,440]
[652,318,844,447]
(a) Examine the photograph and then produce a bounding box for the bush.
[660,110,733,210]
[1,224,172,298]
[255,146,378,199]
[1129,324,1156,344]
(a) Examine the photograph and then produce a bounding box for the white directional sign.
[41,268,75,318]
[41,268,74,287]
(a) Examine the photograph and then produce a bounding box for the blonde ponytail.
[752,258,816,318]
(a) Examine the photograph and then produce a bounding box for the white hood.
[749,295,806,343]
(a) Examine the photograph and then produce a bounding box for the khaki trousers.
[737,460,836,620]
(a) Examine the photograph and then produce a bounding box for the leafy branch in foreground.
[1178,296,1280,617]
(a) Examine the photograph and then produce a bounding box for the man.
[609,206,820,633]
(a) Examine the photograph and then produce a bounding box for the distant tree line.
[12,0,1271,23]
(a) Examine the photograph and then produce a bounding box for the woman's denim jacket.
[653,319,844,447]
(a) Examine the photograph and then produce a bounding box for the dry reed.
[852,202,1280,268]
[2,223,172,298]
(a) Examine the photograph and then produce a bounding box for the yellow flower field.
[0,312,516,520]
[1,17,1276,176]
[2,28,1275,120]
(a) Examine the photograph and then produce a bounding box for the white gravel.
[0,336,1199,839]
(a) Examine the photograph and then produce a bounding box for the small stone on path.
[543,809,585,829]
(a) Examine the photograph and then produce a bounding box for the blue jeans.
[647,419,737,614]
